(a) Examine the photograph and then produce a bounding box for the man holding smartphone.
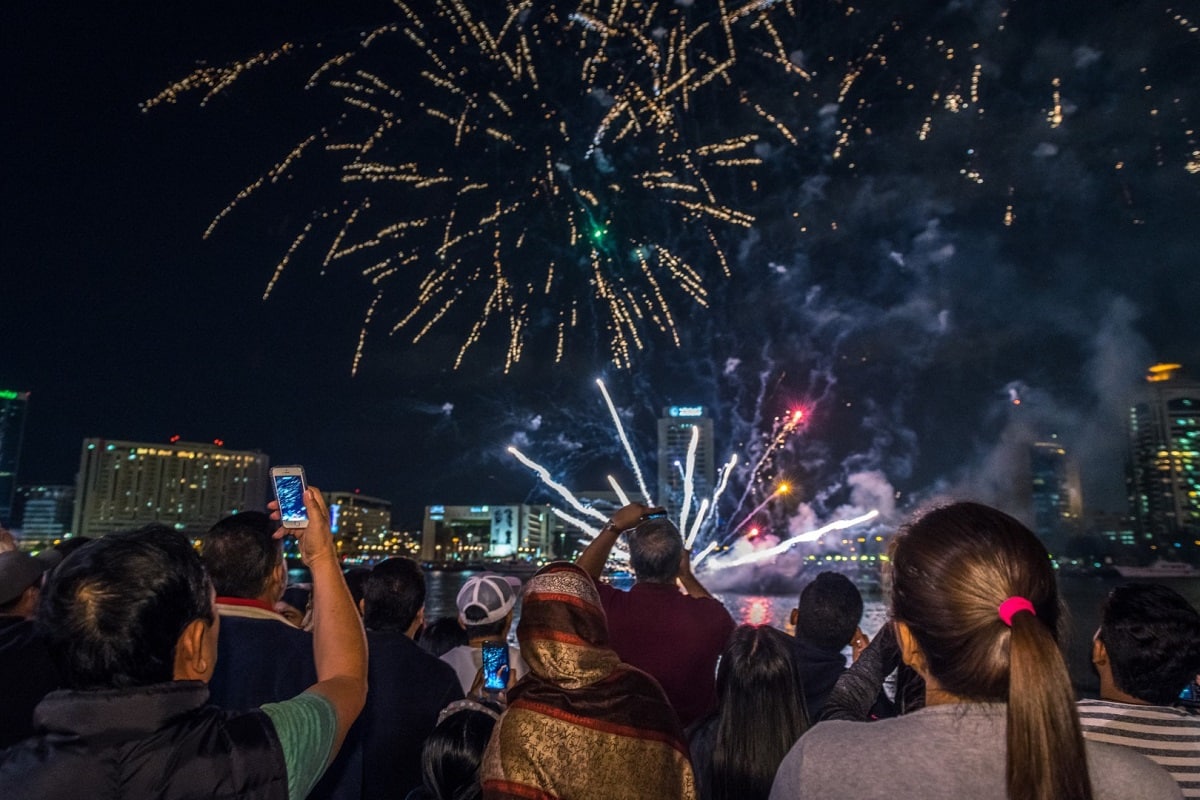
[1,487,368,800]
[577,503,734,727]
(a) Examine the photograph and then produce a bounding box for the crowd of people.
[1,492,1198,799]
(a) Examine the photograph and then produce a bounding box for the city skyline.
[4,1,1200,533]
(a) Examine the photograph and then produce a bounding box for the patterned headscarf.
[482,562,696,800]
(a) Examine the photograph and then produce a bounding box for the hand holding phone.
[271,466,308,528]
[481,640,510,693]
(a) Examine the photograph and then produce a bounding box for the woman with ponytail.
[769,502,1180,800]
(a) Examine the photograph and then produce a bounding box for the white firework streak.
[685,454,738,549]
[678,424,699,537]
[596,379,653,504]
[606,475,631,506]
[700,510,880,570]
[507,446,608,523]
[687,498,710,548]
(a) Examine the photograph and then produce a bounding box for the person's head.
[201,511,285,603]
[1094,583,1200,705]
[889,501,1091,800]
[790,571,863,652]
[420,615,470,658]
[38,525,218,690]
[415,700,501,800]
[707,624,808,800]
[343,566,372,611]
[0,549,61,618]
[362,557,425,635]
[627,518,683,583]
[518,562,619,686]
[456,573,520,640]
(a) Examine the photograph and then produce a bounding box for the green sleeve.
[261,691,338,800]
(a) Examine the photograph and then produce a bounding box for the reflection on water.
[419,568,1200,695]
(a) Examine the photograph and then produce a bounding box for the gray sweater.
[770,703,1182,800]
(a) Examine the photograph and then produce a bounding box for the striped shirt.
[1079,699,1200,797]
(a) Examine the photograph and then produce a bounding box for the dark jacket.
[361,630,464,799]
[0,681,287,800]
[0,616,61,748]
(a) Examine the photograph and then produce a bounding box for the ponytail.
[1005,609,1092,800]
[891,503,1097,800]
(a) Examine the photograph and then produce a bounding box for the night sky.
[4,1,1200,532]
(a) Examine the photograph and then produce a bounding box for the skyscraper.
[0,390,30,527]
[73,438,269,538]
[13,484,76,541]
[1029,440,1081,551]
[1127,364,1200,547]
[657,405,715,528]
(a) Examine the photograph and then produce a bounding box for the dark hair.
[628,519,683,583]
[796,571,863,651]
[416,706,498,800]
[344,566,372,609]
[38,525,214,690]
[201,511,281,599]
[1098,583,1200,704]
[362,557,425,633]
[702,625,808,800]
[420,615,470,657]
[890,502,1092,800]
[462,610,507,641]
[53,536,92,559]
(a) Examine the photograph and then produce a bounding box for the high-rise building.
[0,390,30,527]
[657,405,715,527]
[13,484,76,542]
[1029,441,1082,550]
[328,491,392,557]
[1127,364,1200,547]
[73,439,269,538]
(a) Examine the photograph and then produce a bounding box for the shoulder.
[1085,739,1183,799]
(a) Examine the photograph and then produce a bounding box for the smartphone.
[271,466,308,528]
[481,640,509,693]
[640,510,669,522]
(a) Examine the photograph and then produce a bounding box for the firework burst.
[146,0,804,373]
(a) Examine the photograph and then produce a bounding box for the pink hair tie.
[998,596,1035,626]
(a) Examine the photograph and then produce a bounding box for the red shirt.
[593,579,735,728]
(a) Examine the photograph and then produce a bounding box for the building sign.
[668,405,705,418]
[491,506,517,557]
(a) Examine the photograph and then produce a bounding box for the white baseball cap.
[456,572,522,626]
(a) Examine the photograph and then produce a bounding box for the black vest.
[0,681,288,800]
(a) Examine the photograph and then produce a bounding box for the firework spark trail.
[727,409,805,523]
[596,379,653,504]
[678,424,700,537]
[700,510,880,570]
[507,446,608,523]
[722,482,790,544]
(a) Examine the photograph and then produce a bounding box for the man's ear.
[358,598,366,616]
[173,618,211,681]
[789,608,799,627]
[895,620,927,674]
[1092,636,1108,667]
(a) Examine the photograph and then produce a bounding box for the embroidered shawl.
[481,562,696,800]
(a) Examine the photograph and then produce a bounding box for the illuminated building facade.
[657,405,715,525]
[73,439,269,538]
[420,504,559,561]
[1029,441,1082,551]
[327,491,392,558]
[13,484,76,542]
[0,390,30,527]
[1127,364,1200,548]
